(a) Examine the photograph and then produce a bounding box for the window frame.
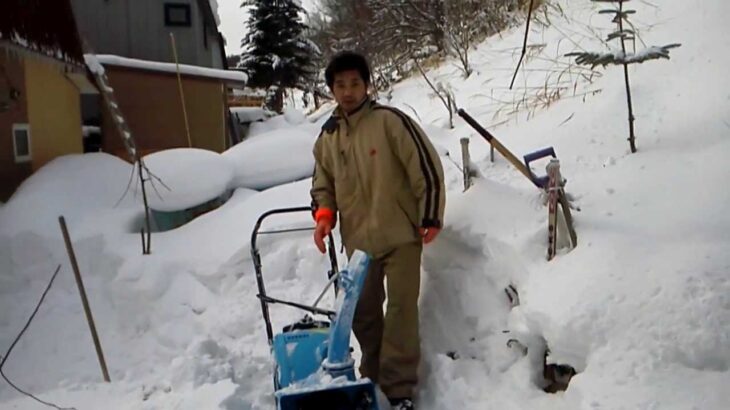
[164,3,192,27]
[12,123,31,163]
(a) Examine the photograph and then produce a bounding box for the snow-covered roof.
[0,0,83,63]
[93,54,248,84]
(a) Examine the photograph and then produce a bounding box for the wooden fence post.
[460,138,473,191]
[59,216,111,382]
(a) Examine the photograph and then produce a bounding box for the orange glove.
[313,208,335,254]
[419,227,441,244]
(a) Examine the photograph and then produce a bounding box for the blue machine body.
[272,328,329,389]
[274,250,379,410]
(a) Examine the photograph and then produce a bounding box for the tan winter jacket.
[311,99,446,257]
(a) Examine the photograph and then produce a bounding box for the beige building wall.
[184,80,226,153]
[0,52,32,201]
[24,57,83,171]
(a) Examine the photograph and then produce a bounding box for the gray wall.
[72,0,224,68]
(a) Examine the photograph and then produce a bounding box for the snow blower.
[251,207,380,410]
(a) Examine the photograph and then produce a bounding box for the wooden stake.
[140,228,147,255]
[546,160,559,261]
[458,109,533,182]
[546,161,578,260]
[137,160,152,254]
[558,191,578,248]
[509,0,536,90]
[59,216,110,382]
[170,33,193,148]
[460,137,472,191]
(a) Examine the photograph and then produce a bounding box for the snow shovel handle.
[457,109,535,184]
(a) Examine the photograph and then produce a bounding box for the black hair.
[324,51,371,89]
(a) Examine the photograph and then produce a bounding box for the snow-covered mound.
[247,109,318,138]
[223,128,316,190]
[140,148,235,212]
[0,153,137,238]
[282,108,306,125]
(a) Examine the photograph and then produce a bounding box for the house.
[70,0,226,68]
[71,0,247,155]
[0,0,94,201]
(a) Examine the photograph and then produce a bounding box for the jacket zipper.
[348,133,375,250]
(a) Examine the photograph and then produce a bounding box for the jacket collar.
[336,98,374,131]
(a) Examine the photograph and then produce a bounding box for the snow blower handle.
[327,233,340,295]
[250,206,332,344]
[311,269,340,309]
[312,233,341,309]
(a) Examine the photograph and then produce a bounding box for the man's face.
[332,70,368,113]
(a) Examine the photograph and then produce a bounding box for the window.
[164,3,191,27]
[12,124,31,163]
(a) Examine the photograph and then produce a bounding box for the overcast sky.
[218,0,319,56]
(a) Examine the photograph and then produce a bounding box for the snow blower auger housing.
[251,207,380,410]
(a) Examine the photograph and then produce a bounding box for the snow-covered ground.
[1,0,729,409]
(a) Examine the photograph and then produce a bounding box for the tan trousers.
[352,241,422,399]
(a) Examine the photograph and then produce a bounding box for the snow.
[2,1,730,409]
[223,128,316,190]
[283,108,306,125]
[231,87,267,97]
[82,125,101,137]
[567,45,682,67]
[248,109,324,137]
[0,153,138,239]
[83,54,106,75]
[91,55,248,83]
[0,32,72,62]
[139,148,235,212]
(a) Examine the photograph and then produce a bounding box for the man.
[310,51,446,410]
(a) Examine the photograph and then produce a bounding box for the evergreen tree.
[239,0,319,112]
